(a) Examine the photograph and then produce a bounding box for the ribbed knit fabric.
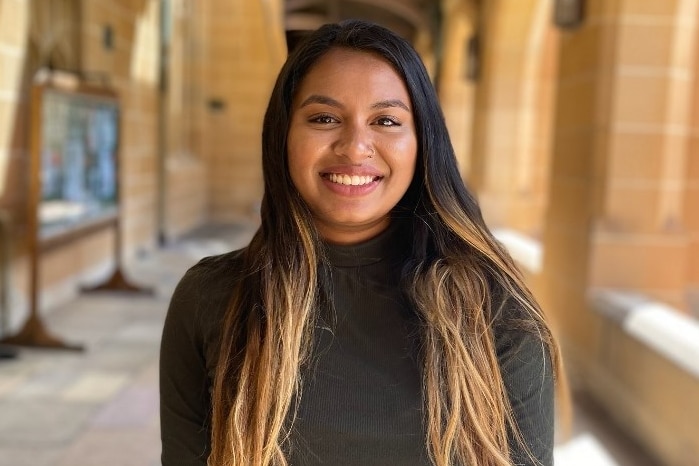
[159,224,554,466]
[287,225,430,465]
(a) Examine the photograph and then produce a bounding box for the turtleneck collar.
[323,221,407,267]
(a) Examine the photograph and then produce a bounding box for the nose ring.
[368,148,375,158]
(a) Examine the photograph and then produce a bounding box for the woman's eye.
[310,114,337,124]
[375,116,400,127]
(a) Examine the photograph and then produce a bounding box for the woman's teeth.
[328,173,376,186]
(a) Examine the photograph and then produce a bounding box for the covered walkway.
[1,1,699,464]
[0,222,657,466]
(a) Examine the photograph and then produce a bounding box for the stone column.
[437,0,477,174]
[583,1,699,311]
[468,0,558,236]
[539,0,620,355]
[688,19,699,314]
[201,0,286,223]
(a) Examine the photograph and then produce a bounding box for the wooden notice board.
[1,72,150,351]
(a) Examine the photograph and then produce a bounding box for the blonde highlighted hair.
[209,20,561,466]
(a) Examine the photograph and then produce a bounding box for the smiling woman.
[287,48,417,244]
[160,19,562,466]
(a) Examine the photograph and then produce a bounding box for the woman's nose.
[332,124,374,161]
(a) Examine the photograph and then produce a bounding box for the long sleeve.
[160,251,241,466]
[160,267,212,466]
[496,301,555,466]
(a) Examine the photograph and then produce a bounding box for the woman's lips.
[319,171,382,195]
[324,173,381,186]
[319,165,384,194]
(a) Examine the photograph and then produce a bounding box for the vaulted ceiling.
[284,0,441,46]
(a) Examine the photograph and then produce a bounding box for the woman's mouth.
[324,173,381,186]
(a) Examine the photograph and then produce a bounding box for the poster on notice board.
[39,89,119,240]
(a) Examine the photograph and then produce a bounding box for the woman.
[160,20,560,466]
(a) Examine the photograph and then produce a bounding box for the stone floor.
[0,223,660,466]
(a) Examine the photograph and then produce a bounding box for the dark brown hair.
[209,19,560,466]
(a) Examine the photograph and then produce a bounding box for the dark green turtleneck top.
[159,225,554,466]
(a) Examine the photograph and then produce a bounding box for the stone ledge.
[589,288,699,381]
[492,228,543,274]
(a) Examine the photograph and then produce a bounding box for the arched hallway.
[0,222,659,466]
[0,1,698,465]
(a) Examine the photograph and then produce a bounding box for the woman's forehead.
[292,48,412,107]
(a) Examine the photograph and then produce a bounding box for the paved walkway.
[0,223,658,466]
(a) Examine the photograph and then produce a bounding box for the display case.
[38,86,119,242]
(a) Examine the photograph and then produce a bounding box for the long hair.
[209,20,560,466]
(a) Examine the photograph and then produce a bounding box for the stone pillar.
[541,4,699,463]
[688,18,699,314]
[0,0,30,216]
[0,0,31,332]
[79,0,163,255]
[584,0,699,311]
[414,27,436,82]
[162,0,208,240]
[539,0,619,363]
[437,0,477,174]
[541,0,699,342]
[468,0,558,236]
[200,0,286,223]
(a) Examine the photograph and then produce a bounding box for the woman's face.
[287,48,418,244]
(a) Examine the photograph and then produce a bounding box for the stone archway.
[467,0,558,237]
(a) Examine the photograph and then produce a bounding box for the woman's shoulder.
[189,247,247,273]
[487,278,546,353]
[163,247,252,372]
[167,248,249,331]
[176,248,247,294]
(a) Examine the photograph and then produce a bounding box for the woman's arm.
[496,303,555,466]
[160,266,213,466]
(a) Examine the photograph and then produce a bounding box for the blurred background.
[0,0,697,465]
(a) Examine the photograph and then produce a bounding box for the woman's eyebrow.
[298,95,411,112]
[299,94,343,108]
[371,99,411,112]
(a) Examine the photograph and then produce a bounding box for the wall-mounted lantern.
[465,34,480,82]
[103,24,115,50]
[554,0,585,29]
